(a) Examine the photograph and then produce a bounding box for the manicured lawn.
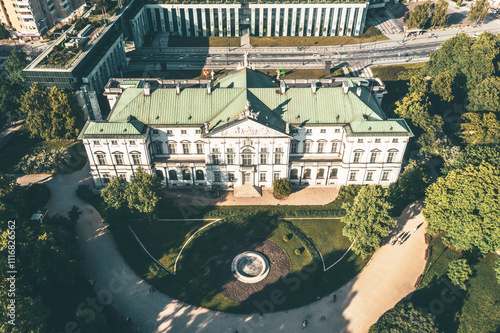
[117,214,368,313]
[0,126,86,174]
[130,219,214,271]
[168,36,241,47]
[250,27,388,47]
[289,218,352,267]
[410,237,500,333]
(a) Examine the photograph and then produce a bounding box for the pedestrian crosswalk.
[347,63,374,79]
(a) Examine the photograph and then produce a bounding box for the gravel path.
[17,166,427,333]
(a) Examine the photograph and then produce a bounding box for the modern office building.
[79,68,413,190]
[130,2,371,47]
[0,0,85,37]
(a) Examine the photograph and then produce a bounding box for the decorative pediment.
[207,118,289,138]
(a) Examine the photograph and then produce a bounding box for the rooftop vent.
[280,80,286,94]
[144,83,151,96]
[311,81,317,94]
[207,80,212,94]
[176,82,181,95]
[357,87,361,97]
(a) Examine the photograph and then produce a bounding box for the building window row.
[352,150,398,163]
[95,152,142,166]
[291,140,341,154]
[168,169,205,181]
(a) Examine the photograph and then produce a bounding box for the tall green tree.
[460,112,500,145]
[468,0,490,24]
[443,143,500,174]
[448,259,472,290]
[0,25,9,40]
[126,168,163,222]
[423,162,500,255]
[341,185,395,258]
[5,49,28,84]
[369,303,439,333]
[467,76,500,113]
[389,159,431,204]
[20,83,83,140]
[431,71,454,102]
[0,75,24,122]
[431,0,449,27]
[408,1,431,29]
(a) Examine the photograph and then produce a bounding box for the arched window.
[242,148,253,166]
[290,169,298,179]
[317,168,325,179]
[196,170,204,181]
[303,168,311,179]
[155,170,164,180]
[182,169,191,181]
[329,168,338,179]
[152,141,163,154]
[169,170,178,180]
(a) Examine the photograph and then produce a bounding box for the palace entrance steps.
[234,184,262,197]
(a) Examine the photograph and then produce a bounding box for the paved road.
[20,165,428,333]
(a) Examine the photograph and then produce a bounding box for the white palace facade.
[79,69,413,189]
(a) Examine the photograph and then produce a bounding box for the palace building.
[79,68,413,190]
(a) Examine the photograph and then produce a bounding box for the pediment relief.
[207,119,289,138]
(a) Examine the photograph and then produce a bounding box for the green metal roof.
[79,117,149,139]
[82,68,412,138]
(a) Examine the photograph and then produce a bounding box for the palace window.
[96,153,106,165]
[317,142,325,153]
[181,130,187,134]
[111,140,118,146]
[274,147,283,164]
[152,129,159,135]
[353,152,362,163]
[273,172,280,181]
[335,128,341,133]
[169,170,178,180]
[196,143,204,154]
[228,172,235,182]
[260,172,266,182]
[153,141,163,154]
[226,148,235,165]
[306,129,312,134]
[331,142,339,153]
[214,171,221,182]
[182,169,191,181]
[304,142,311,153]
[129,140,136,146]
[349,172,357,181]
[114,154,124,165]
[131,154,141,165]
[182,143,190,154]
[370,151,379,163]
[317,168,325,179]
[303,168,311,179]
[387,151,396,163]
[93,140,100,146]
[242,149,253,166]
[155,171,164,181]
[211,148,220,164]
[260,148,268,164]
[168,143,176,154]
[392,138,399,143]
[366,171,374,181]
[382,171,390,181]
[290,169,298,179]
[291,141,298,154]
[320,129,326,133]
[196,170,204,181]
[329,168,338,179]
[375,138,381,143]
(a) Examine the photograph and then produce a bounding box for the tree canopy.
[0,75,24,122]
[431,0,449,27]
[431,70,454,102]
[126,168,164,221]
[448,259,472,290]
[467,76,500,113]
[0,24,10,40]
[341,185,395,258]
[5,50,28,84]
[468,0,490,24]
[443,144,500,174]
[20,83,84,140]
[460,112,500,145]
[423,162,500,255]
[369,303,439,333]
[273,178,292,199]
[407,1,431,29]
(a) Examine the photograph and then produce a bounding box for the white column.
[235,7,239,36]
[291,7,297,36]
[251,7,256,35]
[355,6,366,35]
[210,8,215,36]
[338,7,347,36]
[267,7,272,37]
[218,8,223,36]
[176,8,183,36]
[159,8,166,32]
[314,7,322,36]
[193,8,199,36]
[299,7,305,36]
[167,8,174,32]
[226,8,231,36]
[201,8,207,36]
[184,8,191,36]
[323,7,331,36]
[347,8,354,36]
[259,8,264,36]
[151,8,158,32]
[283,7,289,36]
[330,8,338,35]
[307,7,314,36]
[274,7,281,36]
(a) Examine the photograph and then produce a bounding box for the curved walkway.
[20,165,428,333]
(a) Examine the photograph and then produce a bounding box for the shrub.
[337,184,365,201]
[273,178,292,199]
[448,259,472,290]
[295,249,302,256]
[18,147,71,174]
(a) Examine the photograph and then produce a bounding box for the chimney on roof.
[311,81,317,94]
[176,82,181,95]
[342,80,349,94]
[207,80,212,94]
[144,82,151,96]
[280,80,286,94]
[357,87,362,97]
